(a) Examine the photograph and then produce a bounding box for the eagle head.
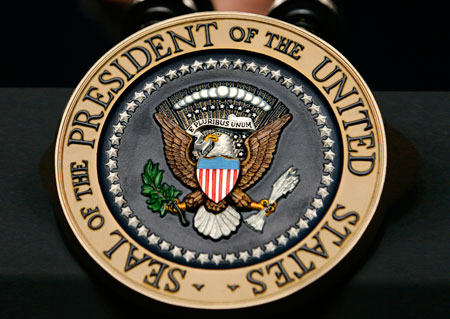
[194,131,235,159]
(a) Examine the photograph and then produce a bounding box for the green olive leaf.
[141,159,183,221]
[160,204,166,217]
[154,171,163,188]
[150,162,159,180]
[144,160,153,177]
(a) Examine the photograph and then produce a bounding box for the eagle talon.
[250,199,277,215]
[165,199,189,227]
[265,201,277,216]
[166,198,187,213]
[250,199,265,211]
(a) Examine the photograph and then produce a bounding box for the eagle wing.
[154,113,198,188]
[238,114,292,190]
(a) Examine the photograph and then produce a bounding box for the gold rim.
[55,12,386,309]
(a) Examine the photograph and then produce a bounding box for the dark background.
[1,0,448,90]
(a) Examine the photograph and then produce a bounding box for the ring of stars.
[103,57,337,266]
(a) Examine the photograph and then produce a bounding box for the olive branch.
[141,159,189,226]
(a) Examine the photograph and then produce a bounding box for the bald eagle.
[193,131,236,159]
[154,112,291,239]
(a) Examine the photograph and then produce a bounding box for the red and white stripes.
[197,168,239,203]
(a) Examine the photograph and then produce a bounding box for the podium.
[1,88,448,317]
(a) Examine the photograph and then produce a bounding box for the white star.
[324,162,335,173]
[233,59,244,69]
[229,104,235,109]
[315,114,327,125]
[165,69,178,80]
[322,137,334,148]
[187,113,192,118]
[277,234,288,246]
[106,147,118,158]
[239,251,250,262]
[259,65,270,76]
[194,109,200,114]
[252,113,257,118]
[134,91,145,103]
[324,149,335,161]
[302,94,313,104]
[119,111,131,123]
[147,233,160,245]
[113,122,125,134]
[170,246,182,257]
[121,206,132,217]
[270,70,282,81]
[114,195,126,207]
[105,159,117,170]
[197,253,209,264]
[292,85,303,95]
[305,208,317,220]
[317,187,329,198]
[211,254,223,265]
[191,60,203,72]
[312,198,323,209]
[245,109,250,113]
[159,240,170,251]
[252,247,264,258]
[137,225,149,237]
[288,226,300,237]
[308,104,320,115]
[225,253,237,264]
[109,134,120,146]
[143,82,156,94]
[238,106,243,111]
[320,125,332,137]
[321,174,334,186]
[178,64,190,75]
[205,58,217,69]
[297,219,309,229]
[107,171,119,183]
[128,216,140,228]
[282,77,293,88]
[245,62,258,72]
[126,101,137,112]
[183,250,195,262]
[264,242,277,252]
[109,183,122,195]
[108,135,121,148]
[210,105,215,110]
[220,104,225,109]
[219,58,230,68]
[154,75,166,87]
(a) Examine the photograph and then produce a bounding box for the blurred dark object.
[269,0,342,47]
[121,0,342,46]
[2,89,449,318]
[1,0,447,90]
[122,0,214,38]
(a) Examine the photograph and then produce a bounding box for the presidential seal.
[55,12,386,309]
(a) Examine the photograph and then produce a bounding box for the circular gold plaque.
[55,12,386,309]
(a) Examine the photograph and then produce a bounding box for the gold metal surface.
[55,12,386,309]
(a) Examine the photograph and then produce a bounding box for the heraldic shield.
[196,156,239,203]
